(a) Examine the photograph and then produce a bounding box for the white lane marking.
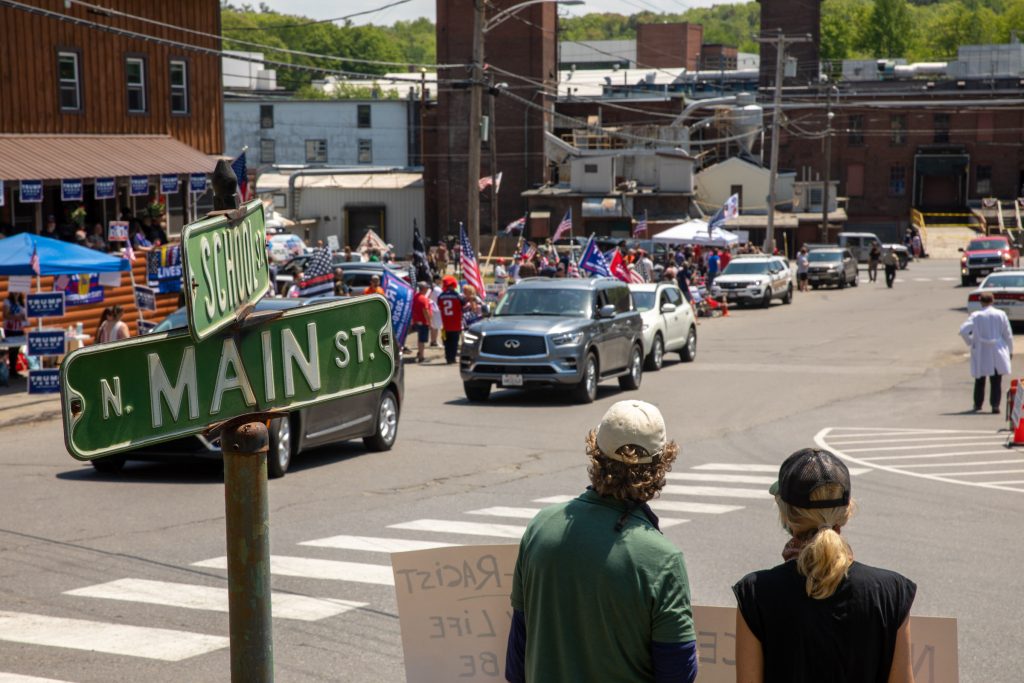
[899,459,1024,469]
[938,468,1024,477]
[651,501,745,514]
[300,535,458,553]
[842,441,1000,453]
[0,675,74,682]
[193,556,394,585]
[860,449,1010,462]
[666,473,775,485]
[692,463,778,472]
[468,506,540,519]
[941,277,958,281]
[388,519,526,539]
[659,519,690,528]
[64,578,365,622]
[913,277,932,282]
[817,427,1024,494]
[990,480,1024,484]
[0,610,227,661]
[828,434,1006,446]
[661,485,769,499]
[826,427,994,434]
[533,495,575,504]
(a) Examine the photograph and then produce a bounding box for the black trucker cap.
[769,448,851,509]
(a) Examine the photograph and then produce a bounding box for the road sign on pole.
[180,198,270,342]
[60,295,395,461]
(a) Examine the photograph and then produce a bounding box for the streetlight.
[465,0,584,251]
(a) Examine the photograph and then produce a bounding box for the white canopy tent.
[652,219,740,247]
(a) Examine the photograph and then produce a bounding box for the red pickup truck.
[959,235,1021,286]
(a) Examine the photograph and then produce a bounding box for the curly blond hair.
[585,429,678,502]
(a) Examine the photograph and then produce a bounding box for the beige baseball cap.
[595,400,667,463]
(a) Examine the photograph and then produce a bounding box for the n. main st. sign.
[60,296,395,460]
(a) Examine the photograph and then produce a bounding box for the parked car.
[807,248,859,288]
[266,231,308,264]
[837,232,909,269]
[959,235,1021,286]
[459,278,644,403]
[629,282,697,370]
[89,297,404,478]
[967,269,1024,321]
[274,259,411,295]
[711,255,793,307]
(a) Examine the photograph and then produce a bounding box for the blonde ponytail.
[777,483,854,599]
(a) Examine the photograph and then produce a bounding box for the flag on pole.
[124,239,135,264]
[552,209,573,242]
[505,215,526,234]
[608,249,631,283]
[521,240,537,262]
[708,193,740,236]
[296,248,335,297]
[578,236,611,277]
[478,172,502,192]
[230,152,248,201]
[30,247,39,276]
[459,224,486,294]
[633,210,648,237]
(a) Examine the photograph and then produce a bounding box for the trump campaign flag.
[382,269,414,348]
[578,236,611,277]
[708,193,740,235]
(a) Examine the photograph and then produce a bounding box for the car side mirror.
[598,304,616,318]
[661,303,677,313]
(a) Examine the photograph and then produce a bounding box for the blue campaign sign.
[129,175,149,196]
[28,369,61,394]
[146,245,182,294]
[27,292,65,318]
[133,285,157,312]
[27,330,66,357]
[95,177,116,200]
[61,178,83,202]
[20,180,42,203]
[160,174,180,194]
[189,173,207,193]
[382,270,413,348]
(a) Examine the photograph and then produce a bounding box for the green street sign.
[60,296,395,461]
[181,199,270,342]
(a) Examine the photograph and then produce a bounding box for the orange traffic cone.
[1007,378,1024,447]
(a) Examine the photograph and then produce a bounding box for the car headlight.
[749,280,763,287]
[551,331,584,346]
[642,323,650,331]
[462,331,479,344]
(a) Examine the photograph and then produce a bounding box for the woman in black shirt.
[733,448,916,683]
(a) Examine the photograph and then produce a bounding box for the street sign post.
[180,198,270,342]
[60,295,394,461]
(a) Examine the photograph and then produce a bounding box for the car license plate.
[501,373,523,387]
[978,269,991,275]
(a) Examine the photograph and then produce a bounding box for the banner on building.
[129,176,149,197]
[160,174,180,194]
[189,173,208,193]
[27,330,66,357]
[61,178,83,202]
[27,292,65,319]
[146,245,182,294]
[108,221,129,242]
[20,180,43,203]
[133,285,157,312]
[56,273,104,306]
[95,177,116,200]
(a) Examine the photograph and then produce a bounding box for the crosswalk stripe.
[912,277,932,281]
[860,449,1009,462]
[938,468,1024,477]
[842,441,999,453]
[468,506,539,519]
[691,463,778,472]
[193,556,394,585]
[990,479,1024,485]
[662,485,769,499]
[827,427,991,434]
[300,535,459,553]
[651,501,744,514]
[388,519,526,539]
[666,473,775,485]
[533,495,575,504]
[900,459,1024,469]
[0,674,74,682]
[658,519,690,528]
[64,578,365,622]
[0,610,228,661]
[829,434,1005,446]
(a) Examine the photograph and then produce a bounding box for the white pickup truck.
[837,232,909,269]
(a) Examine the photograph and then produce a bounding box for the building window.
[846,163,864,197]
[889,166,906,196]
[890,115,907,145]
[260,138,275,164]
[169,59,189,114]
[57,51,81,111]
[125,56,147,113]
[976,165,993,195]
[847,115,864,145]
[358,139,373,164]
[584,164,598,173]
[305,139,328,163]
[357,104,371,128]
[260,104,274,129]
[934,113,950,143]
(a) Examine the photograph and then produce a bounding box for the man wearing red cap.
[437,276,466,364]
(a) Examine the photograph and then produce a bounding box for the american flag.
[505,215,526,234]
[30,246,39,276]
[633,210,648,237]
[478,172,502,192]
[552,208,573,242]
[297,247,335,297]
[230,152,249,201]
[460,224,486,294]
[521,240,537,262]
[124,239,135,264]
[627,265,646,283]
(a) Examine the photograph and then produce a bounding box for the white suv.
[711,255,793,308]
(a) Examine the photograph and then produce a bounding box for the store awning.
[0,135,219,182]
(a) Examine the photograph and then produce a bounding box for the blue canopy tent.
[0,233,130,275]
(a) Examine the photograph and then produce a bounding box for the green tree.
[821,0,872,61]
[858,0,915,56]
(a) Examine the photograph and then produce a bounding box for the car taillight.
[968,293,980,302]
[1004,251,1014,261]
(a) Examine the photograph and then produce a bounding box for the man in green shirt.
[505,400,698,683]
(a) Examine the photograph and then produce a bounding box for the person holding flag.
[505,215,527,235]
[459,223,486,296]
[578,235,611,278]
[552,209,573,242]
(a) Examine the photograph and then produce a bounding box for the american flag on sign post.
[552,208,573,242]
[460,224,486,294]
[297,248,335,297]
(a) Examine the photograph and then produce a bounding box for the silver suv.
[460,278,644,403]
[712,255,793,307]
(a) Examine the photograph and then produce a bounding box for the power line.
[223,0,413,30]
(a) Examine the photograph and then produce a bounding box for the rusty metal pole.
[222,417,273,683]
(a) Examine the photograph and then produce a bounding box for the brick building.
[758,0,822,86]
[636,22,703,70]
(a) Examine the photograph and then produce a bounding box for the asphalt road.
[0,258,1020,682]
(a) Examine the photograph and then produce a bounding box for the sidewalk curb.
[0,403,62,430]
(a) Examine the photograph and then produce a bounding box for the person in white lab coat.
[960,291,1013,413]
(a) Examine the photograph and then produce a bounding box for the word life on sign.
[27,292,65,319]
[27,330,66,357]
[180,198,270,341]
[60,295,395,460]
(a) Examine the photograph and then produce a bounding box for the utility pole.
[820,86,835,243]
[466,0,485,252]
[419,68,426,168]
[756,29,810,255]
[488,79,499,242]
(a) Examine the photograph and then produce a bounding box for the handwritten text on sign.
[392,545,959,683]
